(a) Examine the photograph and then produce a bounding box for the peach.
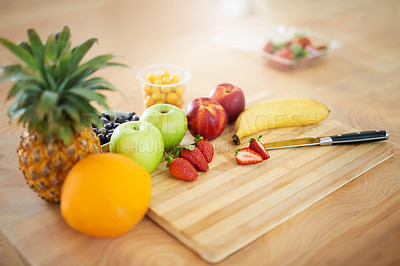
[186,97,227,140]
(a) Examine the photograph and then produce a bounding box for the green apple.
[140,104,188,151]
[110,121,164,173]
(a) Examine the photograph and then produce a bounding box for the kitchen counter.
[0,0,399,265]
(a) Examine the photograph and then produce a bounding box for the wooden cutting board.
[146,96,394,263]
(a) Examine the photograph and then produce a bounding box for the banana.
[232,98,330,144]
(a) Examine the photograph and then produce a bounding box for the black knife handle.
[325,130,389,145]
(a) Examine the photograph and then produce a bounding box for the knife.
[263,130,389,150]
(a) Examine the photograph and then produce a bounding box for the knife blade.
[263,130,389,150]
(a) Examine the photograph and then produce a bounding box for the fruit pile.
[263,35,328,70]
[1,26,332,240]
[92,111,139,145]
[143,71,185,108]
[166,135,214,181]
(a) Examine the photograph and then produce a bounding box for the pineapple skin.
[17,127,100,203]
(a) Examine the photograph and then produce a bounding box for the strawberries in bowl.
[262,32,337,71]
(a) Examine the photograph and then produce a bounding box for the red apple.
[186,97,227,140]
[208,83,245,123]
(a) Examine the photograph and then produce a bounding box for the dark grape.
[98,133,106,144]
[93,111,139,145]
[128,112,136,119]
[115,115,126,123]
[105,122,113,129]
[101,113,111,120]
[98,127,107,135]
[100,117,108,124]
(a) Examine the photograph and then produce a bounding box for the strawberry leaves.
[194,134,204,143]
[171,144,195,158]
[290,44,308,61]
[249,135,262,143]
[235,135,270,164]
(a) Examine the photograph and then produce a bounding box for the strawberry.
[292,36,311,48]
[274,47,294,60]
[172,145,209,172]
[249,135,270,160]
[165,155,198,181]
[263,41,275,53]
[194,135,214,163]
[234,148,263,165]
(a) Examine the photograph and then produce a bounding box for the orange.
[60,153,151,238]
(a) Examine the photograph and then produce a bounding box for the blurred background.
[1,0,398,116]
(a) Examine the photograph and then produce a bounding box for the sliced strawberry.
[249,135,270,160]
[234,148,263,165]
[194,135,214,163]
[166,155,198,181]
[172,145,209,172]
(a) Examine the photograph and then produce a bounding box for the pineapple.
[0,26,124,202]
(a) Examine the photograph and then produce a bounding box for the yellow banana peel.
[233,98,330,144]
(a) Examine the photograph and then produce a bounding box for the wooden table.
[1,0,399,265]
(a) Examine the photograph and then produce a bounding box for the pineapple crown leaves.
[0,26,127,145]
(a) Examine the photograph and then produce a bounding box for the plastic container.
[136,64,191,109]
[261,25,341,71]
[213,23,341,71]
